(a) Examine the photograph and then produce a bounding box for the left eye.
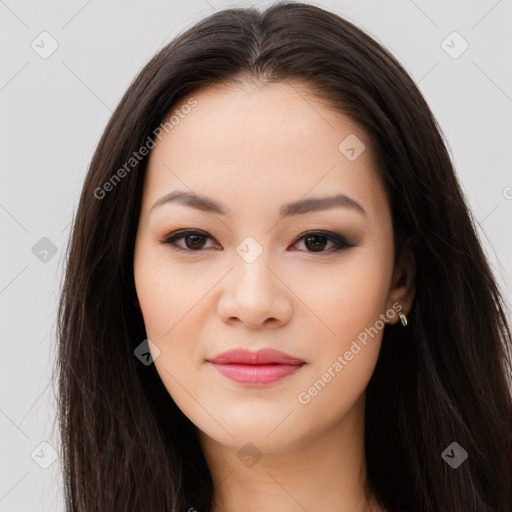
[160,230,355,254]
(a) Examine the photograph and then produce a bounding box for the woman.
[55,2,512,511]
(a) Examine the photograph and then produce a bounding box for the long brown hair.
[55,2,512,510]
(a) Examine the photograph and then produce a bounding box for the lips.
[207,348,305,386]
[208,348,305,365]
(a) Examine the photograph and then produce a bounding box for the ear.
[387,239,416,325]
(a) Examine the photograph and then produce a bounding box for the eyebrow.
[150,190,366,217]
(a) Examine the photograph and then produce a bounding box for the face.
[133,80,409,454]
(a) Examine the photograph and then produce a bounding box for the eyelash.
[158,229,356,255]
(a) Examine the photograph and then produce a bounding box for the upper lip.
[207,348,305,365]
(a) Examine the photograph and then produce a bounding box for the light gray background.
[1,0,511,510]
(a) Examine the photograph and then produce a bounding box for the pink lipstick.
[207,348,305,386]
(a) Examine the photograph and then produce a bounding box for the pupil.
[187,235,205,249]
[305,235,327,251]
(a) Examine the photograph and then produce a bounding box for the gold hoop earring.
[398,311,408,327]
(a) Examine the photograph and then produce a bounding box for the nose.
[216,255,293,329]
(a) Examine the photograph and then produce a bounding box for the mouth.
[208,361,305,385]
[207,348,305,386]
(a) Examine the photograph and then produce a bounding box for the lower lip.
[209,362,304,385]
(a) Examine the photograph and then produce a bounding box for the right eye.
[159,229,220,252]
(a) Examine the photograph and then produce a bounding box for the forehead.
[142,80,388,223]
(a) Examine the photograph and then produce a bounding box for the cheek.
[133,245,208,376]
[297,246,392,398]
[301,254,391,345]
[134,257,202,412]
[134,242,194,336]
[135,268,171,337]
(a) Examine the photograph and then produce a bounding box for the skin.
[133,80,415,512]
